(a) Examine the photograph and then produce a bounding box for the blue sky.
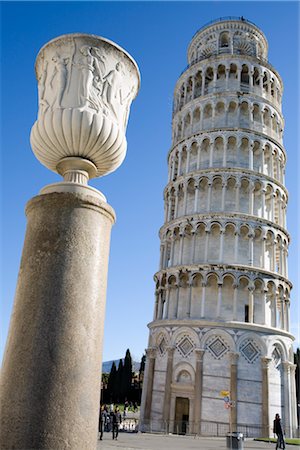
[1,1,299,364]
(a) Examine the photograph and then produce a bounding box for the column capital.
[228,352,239,365]
[166,346,175,358]
[281,360,292,373]
[261,357,272,369]
[195,348,205,362]
[146,347,157,359]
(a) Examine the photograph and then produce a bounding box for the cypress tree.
[107,361,117,402]
[122,349,133,401]
[115,358,124,402]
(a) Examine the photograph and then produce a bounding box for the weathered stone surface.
[0,191,115,450]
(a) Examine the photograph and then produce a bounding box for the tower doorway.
[174,397,189,435]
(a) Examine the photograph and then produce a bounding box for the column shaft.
[163,348,175,431]
[193,350,205,434]
[0,191,115,450]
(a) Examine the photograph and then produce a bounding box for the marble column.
[289,364,297,438]
[229,352,239,432]
[193,349,205,435]
[163,347,175,431]
[1,190,115,450]
[261,357,272,437]
[142,348,157,427]
[282,361,292,437]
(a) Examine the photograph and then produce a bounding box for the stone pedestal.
[0,189,115,450]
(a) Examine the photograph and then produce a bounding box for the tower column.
[142,348,157,427]
[282,362,292,437]
[162,347,175,431]
[193,349,205,435]
[229,352,239,432]
[261,357,272,436]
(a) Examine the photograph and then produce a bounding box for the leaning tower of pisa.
[140,17,297,438]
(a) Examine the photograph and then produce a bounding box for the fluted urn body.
[140,17,297,439]
[31,33,140,182]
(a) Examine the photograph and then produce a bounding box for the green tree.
[122,349,133,401]
[107,361,117,402]
[139,353,146,384]
[115,358,124,402]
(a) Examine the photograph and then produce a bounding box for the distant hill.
[102,359,141,374]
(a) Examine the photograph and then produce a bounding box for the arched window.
[219,32,229,48]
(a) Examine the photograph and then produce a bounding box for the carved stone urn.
[30,33,140,185]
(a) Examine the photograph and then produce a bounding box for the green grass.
[254,437,300,445]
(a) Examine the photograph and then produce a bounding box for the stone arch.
[213,136,224,167]
[268,340,286,421]
[184,111,192,137]
[253,278,265,324]
[219,32,230,49]
[199,138,210,169]
[223,222,236,263]
[253,179,263,217]
[155,330,170,357]
[201,328,235,356]
[263,107,272,128]
[253,226,263,267]
[204,66,214,94]
[237,275,251,322]
[237,332,264,364]
[227,135,237,165]
[252,67,260,90]
[192,107,201,132]
[189,140,198,172]
[266,280,277,327]
[241,64,250,85]
[190,272,203,318]
[205,272,219,319]
[173,361,195,384]
[228,101,238,127]
[224,176,236,212]
[240,137,249,168]
[172,326,199,351]
[194,70,202,98]
[240,100,250,126]
[194,222,206,263]
[221,273,235,320]
[208,222,221,262]
[211,176,222,211]
[239,177,250,214]
[198,176,209,211]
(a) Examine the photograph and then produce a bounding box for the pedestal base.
[0,189,115,450]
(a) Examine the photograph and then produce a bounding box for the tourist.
[111,407,122,440]
[273,413,285,449]
[98,405,107,440]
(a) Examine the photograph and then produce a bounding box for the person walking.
[98,405,107,440]
[111,407,122,440]
[273,413,285,449]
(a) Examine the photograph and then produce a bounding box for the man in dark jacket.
[273,413,285,449]
[111,407,122,440]
[98,405,107,440]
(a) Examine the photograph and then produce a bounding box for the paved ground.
[97,432,276,449]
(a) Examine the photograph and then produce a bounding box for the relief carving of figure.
[102,62,124,119]
[38,60,49,115]
[101,62,136,126]
[76,46,106,109]
[50,53,69,108]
